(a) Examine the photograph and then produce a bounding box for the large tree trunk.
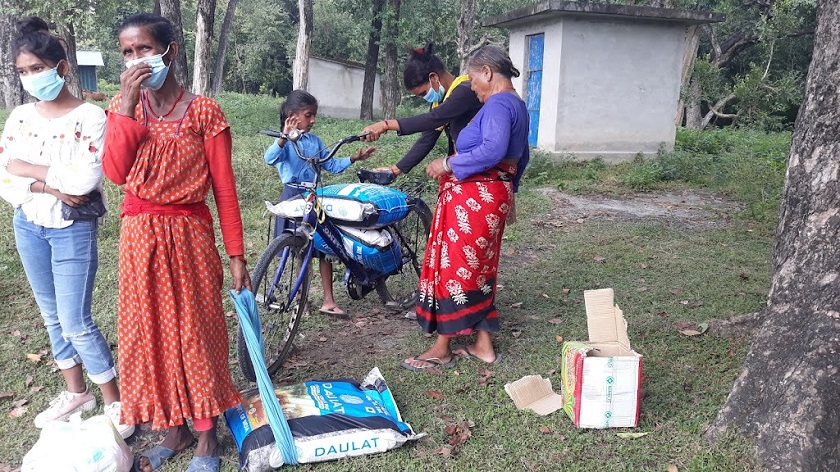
[159,0,190,87]
[192,0,216,95]
[381,0,400,119]
[457,0,477,74]
[0,11,23,108]
[705,2,840,470]
[684,78,703,129]
[210,0,239,96]
[675,25,699,126]
[55,22,82,99]
[292,0,313,90]
[360,0,385,120]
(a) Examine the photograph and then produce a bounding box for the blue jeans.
[13,210,116,384]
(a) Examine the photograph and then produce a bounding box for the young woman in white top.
[0,16,132,439]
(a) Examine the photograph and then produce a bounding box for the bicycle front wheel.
[376,198,432,310]
[237,233,311,382]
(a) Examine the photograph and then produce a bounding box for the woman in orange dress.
[102,13,250,472]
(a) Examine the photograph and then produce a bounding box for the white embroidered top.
[0,102,105,228]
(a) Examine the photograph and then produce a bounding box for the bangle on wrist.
[41,181,47,193]
[442,156,452,173]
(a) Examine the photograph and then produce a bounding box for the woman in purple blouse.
[401,45,529,371]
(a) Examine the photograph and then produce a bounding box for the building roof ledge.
[483,0,724,28]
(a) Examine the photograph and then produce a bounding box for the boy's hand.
[351,146,376,163]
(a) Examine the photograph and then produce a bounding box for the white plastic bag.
[22,413,133,472]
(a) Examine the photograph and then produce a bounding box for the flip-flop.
[318,306,349,319]
[186,455,221,472]
[135,439,196,471]
[453,345,502,364]
[400,355,458,372]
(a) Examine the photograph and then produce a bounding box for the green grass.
[0,94,786,471]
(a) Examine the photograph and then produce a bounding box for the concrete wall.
[507,17,687,161]
[308,57,382,119]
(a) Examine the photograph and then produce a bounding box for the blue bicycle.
[237,130,432,381]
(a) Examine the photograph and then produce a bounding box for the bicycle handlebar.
[258,129,370,165]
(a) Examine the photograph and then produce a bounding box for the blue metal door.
[526,34,544,147]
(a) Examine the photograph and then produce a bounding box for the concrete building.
[484,1,723,161]
[76,51,104,92]
[308,57,382,119]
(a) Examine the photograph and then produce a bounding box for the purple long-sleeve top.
[450,91,530,192]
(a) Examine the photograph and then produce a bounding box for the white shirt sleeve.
[44,105,105,196]
[0,107,36,207]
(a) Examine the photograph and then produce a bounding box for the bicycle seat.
[357,169,397,186]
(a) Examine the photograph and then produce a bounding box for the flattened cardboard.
[504,375,563,416]
[584,288,632,349]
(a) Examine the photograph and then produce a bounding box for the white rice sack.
[224,367,424,471]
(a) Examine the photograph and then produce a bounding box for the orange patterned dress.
[103,92,244,429]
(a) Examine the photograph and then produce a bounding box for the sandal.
[400,355,458,372]
[135,438,195,471]
[186,455,221,472]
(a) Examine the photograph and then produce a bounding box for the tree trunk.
[360,0,385,120]
[159,0,190,87]
[457,0,477,74]
[684,78,703,129]
[706,2,840,470]
[381,0,400,119]
[292,0,313,90]
[192,0,216,95]
[210,0,239,96]
[675,25,699,126]
[55,22,82,99]
[0,10,23,108]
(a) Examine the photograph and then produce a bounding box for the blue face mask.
[125,45,171,90]
[423,77,445,103]
[20,65,65,102]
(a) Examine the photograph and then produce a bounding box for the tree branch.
[701,93,738,128]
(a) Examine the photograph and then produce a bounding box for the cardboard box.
[504,375,563,416]
[560,288,642,428]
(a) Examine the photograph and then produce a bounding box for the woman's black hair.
[118,13,176,48]
[468,44,520,79]
[403,43,447,90]
[13,16,66,65]
[279,90,318,124]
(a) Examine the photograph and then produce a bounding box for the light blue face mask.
[125,45,171,90]
[20,65,65,102]
[423,76,445,103]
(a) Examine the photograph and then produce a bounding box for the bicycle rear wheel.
[376,198,432,310]
[237,233,311,381]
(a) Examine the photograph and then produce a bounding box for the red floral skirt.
[416,164,515,335]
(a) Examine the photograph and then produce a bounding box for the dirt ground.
[275,187,742,374]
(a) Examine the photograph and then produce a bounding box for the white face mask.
[20,65,65,101]
[125,45,171,90]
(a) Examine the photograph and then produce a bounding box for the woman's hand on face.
[230,256,252,293]
[351,146,376,163]
[361,121,388,142]
[425,158,449,181]
[119,63,152,116]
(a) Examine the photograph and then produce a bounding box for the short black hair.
[403,43,446,90]
[118,13,176,49]
[13,16,66,66]
[279,90,318,124]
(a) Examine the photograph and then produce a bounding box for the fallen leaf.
[667,465,679,472]
[674,321,695,330]
[24,375,33,387]
[427,390,444,400]
[0,392,13,401]
[11,330,21,337]
[593,255,606,263]
[726,349,735,356]
[679,329,702,336]
[671,289,682,295]
[555,335,564,343]
[554,434,567,441]
[7,407,26,418]
[25,353,43,363]
[562,288,570,295]
[510,302,524,308]
[29,386,43,393]
[538,425,552,434]
[697,322,709,334]
[317,337,327,342]
[512,330,522,338]
[616,432,650,439]
[434,445,454,457]
[739,272,749,280]
[13,399,27,408]
[548,318,563,325]
[542,293,550,299]
[225,311,236,318]
[637,286,649,292]
[680,300,690,305]
[546,369,557,376]
[639,263,649,269]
